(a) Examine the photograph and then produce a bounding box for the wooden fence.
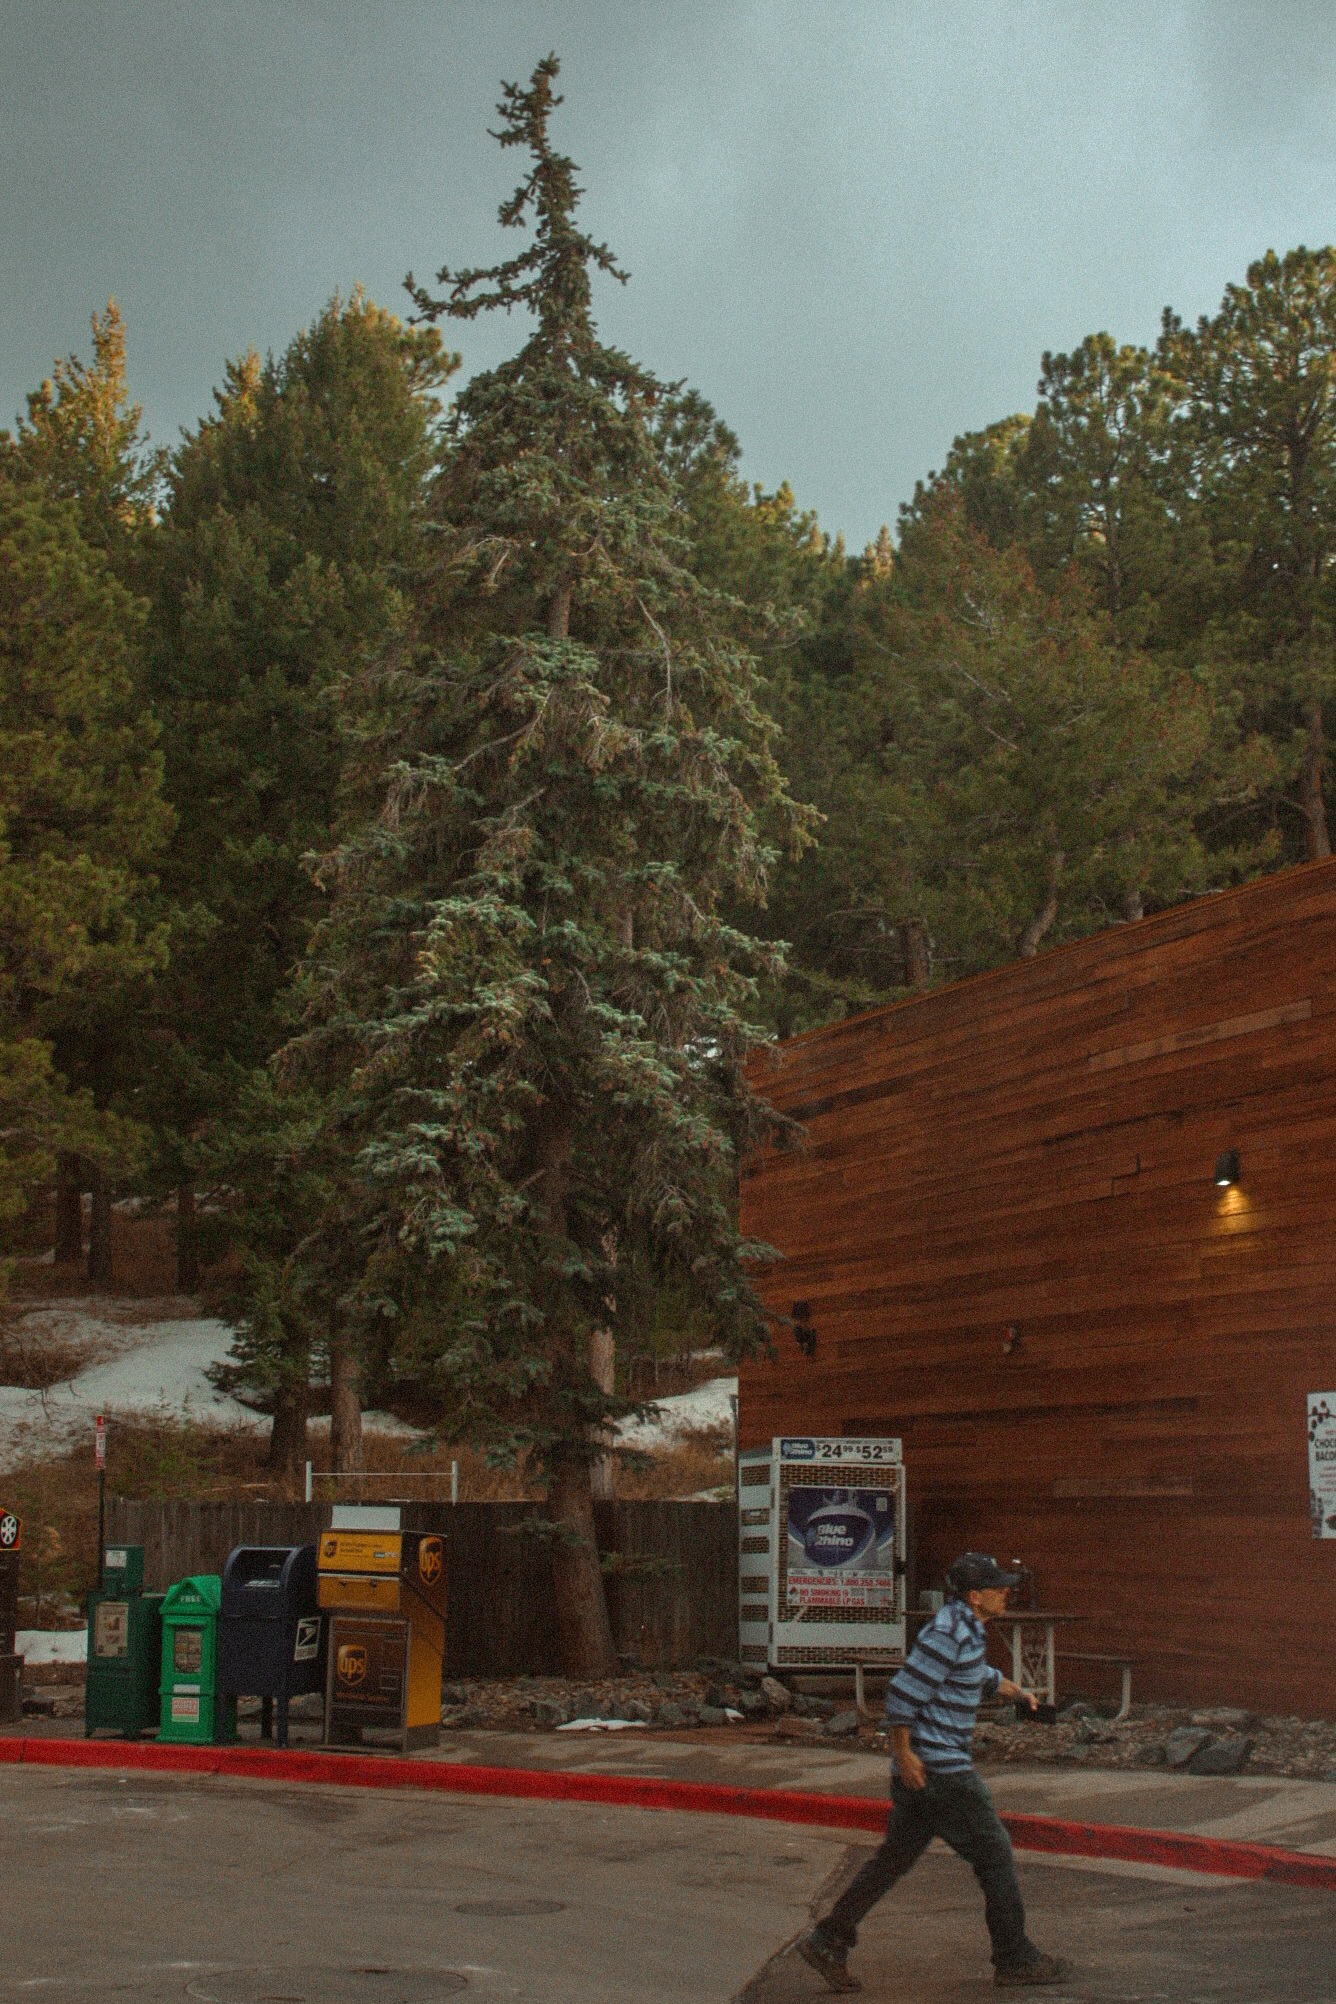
[104,1497,739,1676]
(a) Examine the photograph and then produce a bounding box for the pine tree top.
[407,53,625,351]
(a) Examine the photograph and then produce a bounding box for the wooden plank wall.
[104,1498,738,1676]
[740,859,1336,1715]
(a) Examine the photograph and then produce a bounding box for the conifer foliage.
[300,58,811,1674]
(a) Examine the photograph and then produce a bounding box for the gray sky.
[4,1,1336,549]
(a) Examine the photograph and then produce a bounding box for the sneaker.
[797,1930,863,1993]
[995,1952,1073,1987]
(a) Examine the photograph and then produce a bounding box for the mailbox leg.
[261,1695,274,1741]
[276,1693,289,1748]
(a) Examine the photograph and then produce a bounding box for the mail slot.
[318,1509,445,1751]
[218,1544,324,1747]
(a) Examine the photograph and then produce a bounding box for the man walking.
[799,1553,1071,1992]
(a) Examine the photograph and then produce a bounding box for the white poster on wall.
[1308,1393,1336,1538]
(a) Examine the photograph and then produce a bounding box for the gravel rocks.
[1164,1727,1215,1768]
[1187,1736,1253,1775]
[970,1703,1336,1781]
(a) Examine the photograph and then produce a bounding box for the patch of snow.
[16,1630,87,1665]
[0,1303,435,1472]
[555,1717,646,1732]
[615,1375,737,1449]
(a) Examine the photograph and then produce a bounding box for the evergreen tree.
[1160,247,1336,863]
[770,492,1221,1002]
[5,306,168,1274]
[148,292,452,1472]
[0,464,168,1257]
[295,57,811,1673]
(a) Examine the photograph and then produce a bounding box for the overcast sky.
[4,1,1336,549]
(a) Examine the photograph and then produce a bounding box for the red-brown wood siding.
[739,859,1336,1715]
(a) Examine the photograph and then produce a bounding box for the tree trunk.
[176,1181,200,1293]
[54,1154,84,1264]
[267,1377,310,1492]
[589,1326,616,1503]
[534,1102,617,1676]
[1020,852,1064,958]
[1300,696,1331,860]
[87,1164,113,1287]
[898,919,931,991]
[549,1454,618,1679]
[329,1332,364,1476]
[548,579,572,641]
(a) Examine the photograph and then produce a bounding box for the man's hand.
[998,1678,1037,1711]
[891,1724,927,1789]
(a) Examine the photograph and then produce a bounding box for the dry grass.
[3,1410,735,1624]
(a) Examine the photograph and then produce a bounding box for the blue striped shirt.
[884,1599,1001,1774]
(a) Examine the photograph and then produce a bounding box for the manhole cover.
[453,1898,567,1917]
[186,1972,466,2002]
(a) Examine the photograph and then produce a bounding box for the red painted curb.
[5,1737,1335,1892]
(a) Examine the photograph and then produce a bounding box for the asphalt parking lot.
[3,1766,1333,2003]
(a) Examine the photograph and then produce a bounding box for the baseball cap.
[945,1552,1022,1594]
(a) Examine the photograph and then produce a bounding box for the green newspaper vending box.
[158,1575,235,1745]
[85,1545,164,1739]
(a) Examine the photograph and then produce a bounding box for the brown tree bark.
[1299,696,1331,860]
[535,1101,618,1678]
[548,579,572,640]
[1020,851,1065,958]
[549,1452,618,1678]
[589,1326,616,1503]
[176,1181,200,1293]
[54,1154,84,1265]
[898,919,931,991]
[87,1164,113,1287]
[329,1332,364,1476]
[267,1378,310,1492]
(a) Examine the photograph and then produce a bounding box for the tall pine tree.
[295,57,811,1673]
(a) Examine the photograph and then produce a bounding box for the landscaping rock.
[737,1690,769,1719]
[1190,1707,1254,1732]
[793,1694,836,1719]
[656,1700,687,1727]
[698,1704,729,1726]
[1163,1727,1214,1768]
[623,1699,653,1724]
[760,1676,791,1714]
[1188,1736,1253,1776]
[824,1710,860,1738]
[441,1683,470,1707]
[532,1699,569,1727]
[773,1714,825,1741]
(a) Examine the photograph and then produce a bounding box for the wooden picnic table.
[991,1610,1088,1708]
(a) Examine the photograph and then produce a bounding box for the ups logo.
[322,1538,337,1558]
[336,1642,368,1687]
[418,1538,443,1586]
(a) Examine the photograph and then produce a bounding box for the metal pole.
[450,1460,458,1506]
[304,1460,313,1505]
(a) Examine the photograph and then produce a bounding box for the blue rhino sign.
[786,1483,898,1609]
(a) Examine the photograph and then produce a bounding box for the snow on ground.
[615,1374,737,1449]
[0,1301,428,1472]
[16,1630,87,1666]
[0,1304,258,1472]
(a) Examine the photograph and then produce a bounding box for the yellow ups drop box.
[317,1508,446,1750]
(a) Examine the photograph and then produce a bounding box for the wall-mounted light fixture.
[792,1299,817,1359]
[1214,1148,1241,1188]
[1002,1324,1019,1356]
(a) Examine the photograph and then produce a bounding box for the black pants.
[815,1768,1037,1971]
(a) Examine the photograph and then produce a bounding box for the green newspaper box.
[159,1575,235,1745]
[86,1545,163,1738]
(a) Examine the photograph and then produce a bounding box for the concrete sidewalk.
[391,1726,1336,1859]
[13,1710,1336,1858]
